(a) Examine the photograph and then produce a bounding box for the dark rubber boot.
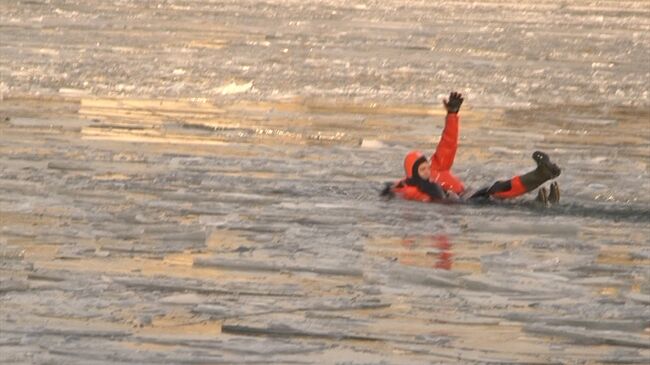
[535,187,549,206]
[519,151,561,192]
[548,181,560,204]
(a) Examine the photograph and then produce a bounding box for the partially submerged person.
[381,92,561,204]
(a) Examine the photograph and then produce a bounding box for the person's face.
[417,161,430,180]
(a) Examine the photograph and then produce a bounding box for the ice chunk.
[213,81,253,95]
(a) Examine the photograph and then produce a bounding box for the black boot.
[519,151,561,192]
[535,187,549,206]
[548,181,560,204]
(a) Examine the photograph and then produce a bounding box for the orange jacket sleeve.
[392,181,431,202]
[430,113,459,172]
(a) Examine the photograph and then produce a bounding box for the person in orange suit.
[382,92,561,203]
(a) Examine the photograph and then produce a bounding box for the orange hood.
[404,150,426,178]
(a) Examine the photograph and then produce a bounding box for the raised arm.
[430,92,463,172]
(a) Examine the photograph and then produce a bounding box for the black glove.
[380,182,395,199]
[443,92,463,113]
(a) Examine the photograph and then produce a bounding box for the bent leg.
[490,176,527,199]
[483,151,561,200]
[468,176,526,200]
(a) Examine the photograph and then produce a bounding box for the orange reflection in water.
[398,234,454,270]
[432,234,453,270]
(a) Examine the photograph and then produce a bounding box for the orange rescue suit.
[393,113,464,201]
[428,113,465,194]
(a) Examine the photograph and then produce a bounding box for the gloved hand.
[443,92,464,113]
[380,182,395,199]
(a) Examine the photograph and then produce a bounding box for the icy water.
[1,1,650,364]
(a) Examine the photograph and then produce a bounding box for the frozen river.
[1,1,649,364]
